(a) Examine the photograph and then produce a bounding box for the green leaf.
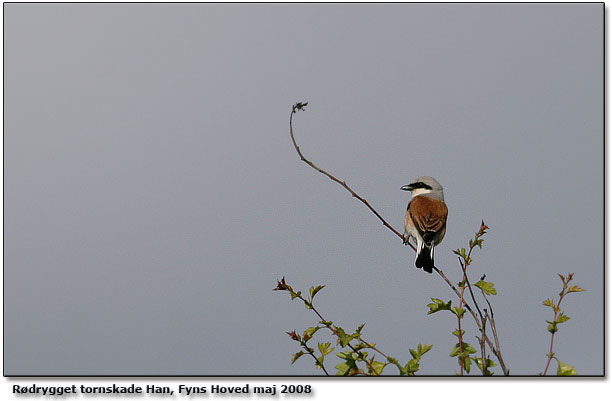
[304,300,312,309]
[556,360,578,376]
[369,360,386,375]
[452,329,466,338]
[318,342,334,356]
[474,280,497,295]
[353,342,375,351]
[463,356,472,373]
[352,342,367,351]
[405,358,420,374]
[567,285,585,293]
[542,298,556,308]
[336,351,354,361]
[475,357,496,373]
[302,326,320,341]
[557,313,570,324]
[335,327,349,347]
[335,362,350,376]
[344,333,360,346]
[356,323,366,334]
[320,320,333,326]
[427,298,452,314]
[357,351,368,360]
[395,365,408,376]
[291,351,304,364]
[409,343,433,361]
[290,291,302,300]
[453,248,468,262]
[463,342,477,355]
[419,344,433,355]
[452,306,466,318]
[335,352,359,376]
[451,342,477,357]
[547,321,558,333]
[309,285,325,299]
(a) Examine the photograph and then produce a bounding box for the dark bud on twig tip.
[293,102,308,113]
[274,276,289,291]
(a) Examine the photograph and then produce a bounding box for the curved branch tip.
[292,101,309,114]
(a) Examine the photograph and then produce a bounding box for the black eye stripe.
[412,182,432,190]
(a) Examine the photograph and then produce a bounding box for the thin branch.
[433,266,481,329]
[290,103,413,248]
[482,292,509,375]
[459,243,486,376]
[462,247,485,324]
[542,292,566,376]
[478,313,488,376]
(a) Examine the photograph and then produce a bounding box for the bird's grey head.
[401,176,444,201]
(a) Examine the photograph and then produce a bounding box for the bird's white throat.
[411,188,433,197]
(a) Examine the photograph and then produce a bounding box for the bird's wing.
[408,196,448,240]
[404,201,413,232]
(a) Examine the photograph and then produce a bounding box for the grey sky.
[4,3,603,375]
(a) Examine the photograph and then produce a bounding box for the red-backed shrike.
[402,176,448,273]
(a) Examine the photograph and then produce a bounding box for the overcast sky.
[4,3,603,376]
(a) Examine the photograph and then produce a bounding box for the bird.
[401,176,448,273]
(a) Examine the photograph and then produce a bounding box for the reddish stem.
[542,291,567,376]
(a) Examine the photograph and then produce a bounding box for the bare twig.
[542,307,564,375]
[290,103,412,248]
[478,313,488,375]
[462,244,485,323]
[482,292,509,375]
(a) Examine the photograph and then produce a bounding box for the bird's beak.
[401,184,414,191]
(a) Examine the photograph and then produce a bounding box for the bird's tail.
[415,244,435,274]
